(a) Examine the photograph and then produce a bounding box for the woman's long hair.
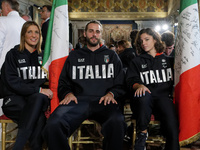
[135,28,165,55]
[19,21,42,54]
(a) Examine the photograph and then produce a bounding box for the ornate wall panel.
[68,0,168,20]
[102,24,132,44]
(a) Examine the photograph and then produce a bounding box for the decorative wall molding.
[69,12,168,20]
[68,0,169,20]
[29,0,52,6]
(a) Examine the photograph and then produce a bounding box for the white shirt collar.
[7,11,20,17]
[45,17,50,22]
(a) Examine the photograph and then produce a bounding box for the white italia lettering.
[17,66,47,80]
[140,68,173,84]
[38,66,41,79]
[140,72,144,83]
[20,67,28,79]
[166,68,172,81]
[102,64,106,79]
[95,65,101,79]
[142,71,149,84]
[41,68,47,79]
[156,70,163,83]
[150,70,157,83]
[107,64,114,78]
[161,69,166,82]
[72,64,114,80]
[28,66,37,79]
[72,66,76,79]
[85,65,94,79]
[77,66,85,79]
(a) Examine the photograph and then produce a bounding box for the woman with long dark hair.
[126,28,180,150]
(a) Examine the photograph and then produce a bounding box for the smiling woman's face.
[25,25,40,50]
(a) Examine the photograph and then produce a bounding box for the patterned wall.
[68,0,168,13]
[102,24,132,44]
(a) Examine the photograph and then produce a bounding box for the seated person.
[126,28,180,150]
[0,21,53,150]
[43,20,127,150]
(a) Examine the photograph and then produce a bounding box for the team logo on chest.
[18,59,26,64]
[38,56,43,65]
[78,58,85,62]
[162,59,167,68]
[141,64,147,69]
[104,55,109,63]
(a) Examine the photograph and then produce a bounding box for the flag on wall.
[42,0,69,113]
[174,0,200,146]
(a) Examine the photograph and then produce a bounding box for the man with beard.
[43,20,127,150]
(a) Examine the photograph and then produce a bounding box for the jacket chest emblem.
[104,55,109,63]
[38,56,43,65]
[18,59,26,64]
[162,59,167,68]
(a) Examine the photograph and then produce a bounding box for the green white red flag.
[174,0,200,146]
[42,0,69,113]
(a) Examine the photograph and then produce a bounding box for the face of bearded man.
[86,35,100,47]
[84,23,102,48]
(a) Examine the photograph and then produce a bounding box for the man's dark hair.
[161,31,175,47]
[130,29,139,40]
[42,5,52,12]
[2,0,19,11]
[85,20,102,32]
[130,29,139,47]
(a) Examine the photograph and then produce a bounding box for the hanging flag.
[42,0,69,113]
[174,0,200,146]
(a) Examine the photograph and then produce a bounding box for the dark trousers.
[132,92,180,150]
[43,97,126,150]
[2,93,49,150]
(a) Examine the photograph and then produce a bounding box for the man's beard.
[86,36,100,47]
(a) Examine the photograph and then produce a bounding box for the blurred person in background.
[161,31,175,56]
[109,44,116,51]
[21,14,32,21]
[40,5,52,50]
[0,0,25,70]
[117,40,137,71]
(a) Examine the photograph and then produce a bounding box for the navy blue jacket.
[126,53,174,97]
[58,45,126,101]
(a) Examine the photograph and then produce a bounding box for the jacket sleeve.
[58,57,74,101]
[126,58,143,91]
[2,51,41,96]
[107,53,126,99]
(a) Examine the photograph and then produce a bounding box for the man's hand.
[99,92,117,106]
[40,88,53,99]
[59,93,78,105]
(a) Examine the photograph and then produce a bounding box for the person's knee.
[31,93,48,101]
[135,92,152,108]
[105,112,126,130]
[46,114,63,129]
[29,93,49,108]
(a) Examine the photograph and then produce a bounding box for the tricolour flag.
[42,0,69,113]
[174,0,200,146]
